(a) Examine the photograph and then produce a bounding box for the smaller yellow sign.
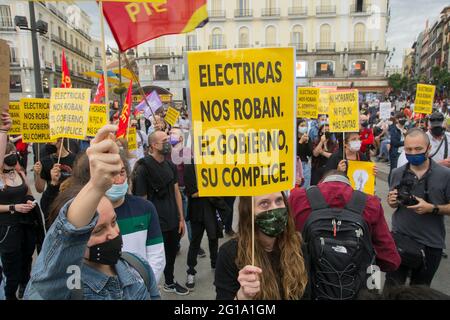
[165,106,180,126]
[297,87,320,119]
[19,98,55,143]
[127,127,137,151]
[8,102,21,135]
[49,88,91,140]
[348,160,375,195]
[87,104,108,137]
[329,90,360,133]
[318,87,336,115]
[414,84,435,115]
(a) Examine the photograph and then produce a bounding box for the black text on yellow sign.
[87,104,108,137]
[328,90,360,133]
[297,87,320,119]
[414,84,435,115]
[8,102,21,135]
[188,47,296,197]
[19,98,55,143]
[49,88,91,140]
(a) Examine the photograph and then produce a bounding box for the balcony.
[208,10,226,20]
[148,47,171,57]
[235,43,252,48]
[316,5,336,16]
[350,4,371,15]
[262,43,280,48]
[47,4,91,41]
[0,17,14,31]
[208,45,227,50]
[289,43,308,52]
[261,8,280,18]
[234,9,253,19]
[288,7,308,17]
[182,46,201,52]
[316,42,336,52]
[51,35,93,62]
[348,42,372,52]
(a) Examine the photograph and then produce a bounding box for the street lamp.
[14,2,48,98]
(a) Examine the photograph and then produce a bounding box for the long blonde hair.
[236,193,308,300]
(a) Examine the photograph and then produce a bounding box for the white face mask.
[298,127,308,135]
[348,140,362,152]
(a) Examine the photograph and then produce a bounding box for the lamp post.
[14,2,48,98]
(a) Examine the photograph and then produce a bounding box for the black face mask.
[45,144,58,155]
[398,119,407,126]
[87,234,123,266]
[361,121,369,128]
[325,131,331,140]
[4,153,18,167]
[431,126,445,137]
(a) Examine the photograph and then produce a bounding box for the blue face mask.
[405,153,427,166]
[105,182,129,202]
[170,136,179,146]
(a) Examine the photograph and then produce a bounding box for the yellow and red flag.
[61,49,72,88]
[102,0,208,52]
[116,80,133,139]
[93,75,105,103]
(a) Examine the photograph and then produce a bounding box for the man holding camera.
[387,128,450,287]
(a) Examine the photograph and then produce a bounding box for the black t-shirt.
[133,157,179,232]
[325,151,369,175]
[297,140,313,162]
[40,153,76,184]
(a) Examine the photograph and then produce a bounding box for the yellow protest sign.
[165,106,180,126]
[329,90,360,133]
[297,87,319,119]
[8,102,21,135]
[87,104,108,137]
[127,127,137,151]
[19,98,55,143]
[348,160,375,195]
[0,40,9,112]
[318,87,336,115]
[414,84,435,114]
[187,47,296,196]
[49,88,91,140]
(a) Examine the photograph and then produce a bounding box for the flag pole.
[122,54,158,125]
[251,196,255,266]
[57,138,64,164]
[99,1,110,119]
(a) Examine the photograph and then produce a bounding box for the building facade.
[135,0,391,104]
[0,0,95,101]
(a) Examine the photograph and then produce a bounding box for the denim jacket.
[24,200,161,300]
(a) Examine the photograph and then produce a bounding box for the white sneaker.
[186,274,195,291]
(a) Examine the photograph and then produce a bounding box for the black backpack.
[303,186,376,300]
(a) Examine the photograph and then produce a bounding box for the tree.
[388,73,408,94]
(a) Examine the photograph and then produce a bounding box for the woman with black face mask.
[0,143,39,300]
[214,192,309,300]
[24,125,160,300]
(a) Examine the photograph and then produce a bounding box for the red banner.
[102,0,208,52]
[93,75,105,103]
[116,81,133,139]
[61,49,72,88]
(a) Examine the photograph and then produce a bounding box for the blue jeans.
[301,161,311,189]
[0,260,5,300]
[379,139,390,159]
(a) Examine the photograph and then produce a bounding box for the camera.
[395,179,419,207]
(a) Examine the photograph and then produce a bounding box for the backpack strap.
[344,190,367,216]
[306,186,329,211]
[121,252,151,293]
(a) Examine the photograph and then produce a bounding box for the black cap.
[429,112,444,127]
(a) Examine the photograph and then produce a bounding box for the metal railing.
[289,43,308,52]
[182,46,201,52]
[236,43,251,48]
[316,42,336,51]
[148,47,171,56]
[208,10,226,18]
[288,7,307,16]
[51,35,93,62]
[261,8,280,17]
[234,9,253,18]
[0,16,14,30]
[348,42,372,51]
[262,43,280,47]
[316,5,336,15]
[208,45,227,50]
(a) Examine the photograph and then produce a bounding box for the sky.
[76,0,450,67]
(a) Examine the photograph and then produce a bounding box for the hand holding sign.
[0,112,12,132]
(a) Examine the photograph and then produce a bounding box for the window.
[315,61,334,76]
[155,37,165,49]
[237,0,249,11]
[292,0,303,7]
[70,35,73,46]
[291,25,303,44]
[320,24,331,44]
[356,0,364,12]
[154,64,169,80]
[265,26,277,46]
[41,46,45,62]
[58,26,62,38]
[239,27,249,47]
[0,5,13,28]
[186,34,197,49]
[65,31,67,42]
[354,23,365,43]
[10,74,22,92]
[266,0,276,8]
[350,60,367,76]
[10,47,17,64]
[211,28,224,49]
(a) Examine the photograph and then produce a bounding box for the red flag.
[61,49,72,88]
[116,81,133,139]
[102,0,208,52]
[93,75,105,103]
